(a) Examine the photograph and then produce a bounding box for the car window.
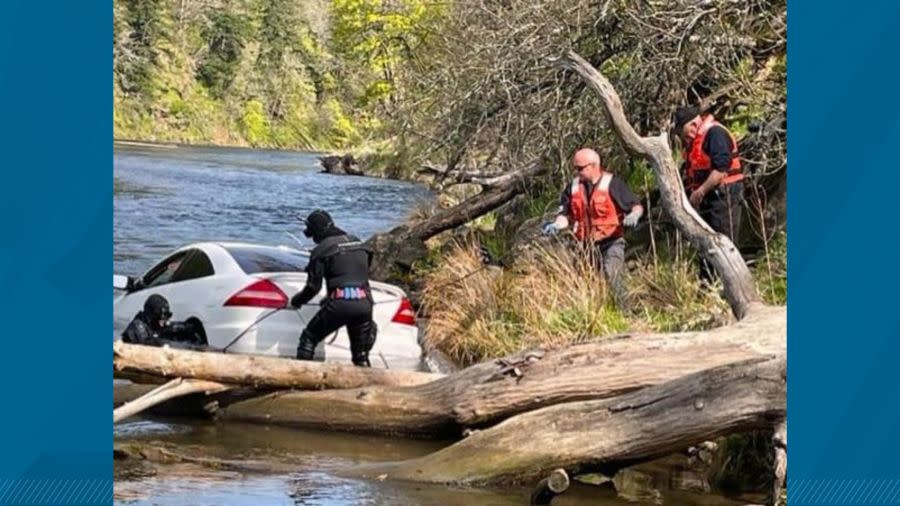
[225,246,308,274]
[142,251,189,289]
[172,249,215,282]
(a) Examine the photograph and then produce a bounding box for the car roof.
[184,241,308,255]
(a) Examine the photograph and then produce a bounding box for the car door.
[113,250,190,337]
[113,249,216,338]
[161,249,218,324]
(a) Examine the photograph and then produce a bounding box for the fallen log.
[366,161,547,281]
[114,382,157,406]
[114,341,441,389]
[216,305,783,436]
[347,355,785,486]
[114,378,230,423]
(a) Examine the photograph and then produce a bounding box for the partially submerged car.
[113,242,422,371]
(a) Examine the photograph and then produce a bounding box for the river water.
[114,142,431,277]
[113,143,752,505]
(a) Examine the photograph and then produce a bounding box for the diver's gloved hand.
[542,222,560,236]
[623,211,641,228]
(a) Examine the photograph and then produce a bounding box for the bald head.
[572,148,603,182]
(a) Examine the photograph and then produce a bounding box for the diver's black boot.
[296,331,318,361]
[351,352,371,367]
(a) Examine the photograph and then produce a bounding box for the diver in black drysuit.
[291,209,377,367]
[122,294,202,346]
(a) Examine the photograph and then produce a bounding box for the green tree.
[118,0,175,95]
[197,9,252,98]
[330,0,442,109]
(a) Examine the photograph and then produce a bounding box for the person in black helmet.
[291,209,377,367]
[122,294,203,346]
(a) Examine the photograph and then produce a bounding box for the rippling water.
[114,142,432,276]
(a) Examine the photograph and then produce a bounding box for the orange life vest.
[683,115,743,191]
[568,172,623,242]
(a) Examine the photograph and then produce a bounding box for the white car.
[113,242,422,370]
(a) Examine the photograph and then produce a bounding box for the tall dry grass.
[422,242,621,366]
[421,238,739,366]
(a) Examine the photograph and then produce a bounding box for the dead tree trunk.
[366,162,547,281]
[114,306,783,437]
[214,306,783,436]
[347,355,785,486]
[114,342,440,389]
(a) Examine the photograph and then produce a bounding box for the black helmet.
[303,209,334,239]
[673,106,700,135]
[144,294,172,324]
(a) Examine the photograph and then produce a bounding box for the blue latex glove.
[623,211,641,228]
[542,222,559,236]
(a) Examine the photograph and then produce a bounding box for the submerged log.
[530,469,570,505]
[114,442,298,474]
[347,355,785,486]
[114,342,440,390]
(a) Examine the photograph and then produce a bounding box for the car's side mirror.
[114,274,137,292]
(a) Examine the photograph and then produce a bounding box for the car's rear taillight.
[391,297,417,326]
[224,279,287,308]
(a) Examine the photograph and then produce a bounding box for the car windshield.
[225,245,309,274]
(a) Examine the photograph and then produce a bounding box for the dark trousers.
[297,298,378,366]
[698,181,744,281]
[590,237,627,308]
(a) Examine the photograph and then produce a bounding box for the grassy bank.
[415,219,786,368]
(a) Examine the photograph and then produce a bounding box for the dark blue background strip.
[0,0,111,503]
[789,1,900,503]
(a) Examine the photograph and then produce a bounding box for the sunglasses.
[573,163,596,171]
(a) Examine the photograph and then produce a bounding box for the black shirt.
[290,233,372,308]
[700,125,736,171]
[559,174,640,215]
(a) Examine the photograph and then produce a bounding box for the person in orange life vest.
[542,148,643,305]
[673,106,746,281]
[674,106,745,240]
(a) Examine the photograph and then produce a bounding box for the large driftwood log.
[348,355,785,486]
[216,306,783,436]
[114,342,440,390]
